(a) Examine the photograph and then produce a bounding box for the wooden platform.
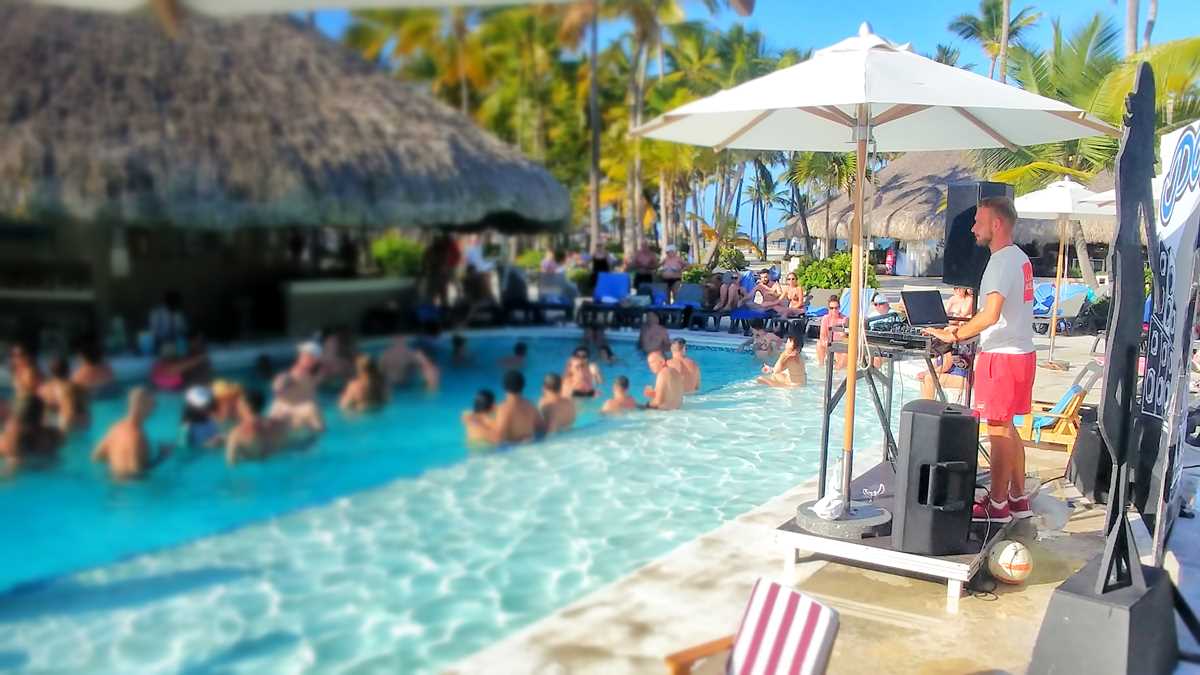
[775,465,1012,613]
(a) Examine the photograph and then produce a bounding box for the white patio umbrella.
[1014,179,1115,370]
[1082,175,1165,209]
[34,0,568,13]
[637,22,1117,520]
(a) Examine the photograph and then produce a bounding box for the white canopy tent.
[638,23,1117,520]
[1014,178,1115,368]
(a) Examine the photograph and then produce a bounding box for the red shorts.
[973,351,1035,423]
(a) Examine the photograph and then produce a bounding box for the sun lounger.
[1013,361,1102,448]
[1033,293,1088,335]
[577,272,632,328]
[665,577,839,675]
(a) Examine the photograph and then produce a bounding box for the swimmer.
[462,389,496,444]
[562,347,602,398]
[484,370,544,444]
[642,352,684,410]
[757,334,808,387]
[40,356,90,431]
[601,376,638,415]
[227,389,294,465]
[92,387,170,480]
[340,354,390,413]
[639,312,672,354]
[211,379,243,426]
[1,364,62,472]
[499,342,528,370]
[179,385,222,448]
[667,338,700,393]
[268,341,326,433]
[71,341,114,393]
[320,326,357,383]
[379,337,439,391]
[597,344,618,365]
[451,334,471,366]
[538,373,576,434]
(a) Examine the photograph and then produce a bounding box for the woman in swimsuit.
[919,351,970,400]
[562,347,601,397]
[780,272,807,317]
[945,287,975,325]
[39,356,90,432]
[340,355,390,413]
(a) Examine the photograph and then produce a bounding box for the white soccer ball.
[988,540,1033,584]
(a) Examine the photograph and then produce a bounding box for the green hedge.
[516,248,544,271]
[798,252,878,290]
[370,233,424,277]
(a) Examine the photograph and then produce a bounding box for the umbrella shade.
[35,0,571,14]
[0,2,569,232]
[1014,178,1116,220]
[1082,175,1164,209]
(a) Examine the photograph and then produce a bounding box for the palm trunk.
[987,56,997,80]
[1144,0,1157,47]
[627,41,649,254]
[1125,0,1139,56]
[587,2,601,251]
[823,197,833,259]
[1071,222,1100,289]
[691,185,702,264]
[997,0,1011,83]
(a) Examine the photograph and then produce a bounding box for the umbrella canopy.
[1014,178,1115,220]
[33,0,570,15]
[0,1,570,232]
[1082,175,1164,209]
[636,21,1117,516]
[638,23,1115,152]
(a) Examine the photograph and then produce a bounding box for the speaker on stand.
[942,181,1013,290]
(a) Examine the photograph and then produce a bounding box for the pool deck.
[449,329,1200,674]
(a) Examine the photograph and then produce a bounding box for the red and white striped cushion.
[726,578,839,675]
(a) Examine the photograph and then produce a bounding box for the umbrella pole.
[839,104,869,513]
[1041,216,1068,371]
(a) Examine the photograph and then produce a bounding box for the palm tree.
[1144,0,1158,47]
[948,0,1040,79]
[1094,36,1200,133]
[997,0,1010,82]
[928,43,978,69]
[1125,0,1139,57]
[785,152,863,259]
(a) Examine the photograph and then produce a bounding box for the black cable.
[1040,474,1066,487]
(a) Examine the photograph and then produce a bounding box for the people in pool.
[379,337,439,391]
[482,370,545,445]
[227,389,296,465]
[150,341,209,391]
[39,356,90,432]
[180,386,223,448]
[638,312,672,354]
[667,338,700,394]
[538,373,576,434]
[339,354,390,413]
[601,376,638,415]
[757,333,808,387]
[562,346,602,397]
[451,334,472,366]
[211,379,244,426]
[320,326,357,384]
[92,387,170,480]
[499,342,528,370]
[71,341,114,393]
[643,352,684,411]
[462,389,496,444]
[816,295,848,370]
[596,344,618,365]
[744,320,784,364]
[268,341,326,434]
[1,359,62,472]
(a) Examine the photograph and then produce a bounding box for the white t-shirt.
[977,245,1035,354]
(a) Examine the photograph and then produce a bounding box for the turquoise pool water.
[0,335,888,674]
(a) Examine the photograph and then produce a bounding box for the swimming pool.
[0,335,889,673]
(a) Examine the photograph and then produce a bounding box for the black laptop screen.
[900,290,950,327]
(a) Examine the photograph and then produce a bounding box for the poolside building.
[0,1,569,351]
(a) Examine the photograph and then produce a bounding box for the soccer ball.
[987,540,1033,584]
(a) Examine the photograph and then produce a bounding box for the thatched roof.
[0,1,569,232]
[790,151,1122,244]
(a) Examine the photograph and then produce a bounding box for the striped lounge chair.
[665,578,840,675]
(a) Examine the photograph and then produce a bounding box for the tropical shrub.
[681,265,708,284]
[370,232,424,277]
[798,252,878,290]
[568,267,592,294]
[717,246,748,271]
[516,248,544,271]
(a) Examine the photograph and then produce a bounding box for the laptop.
[900,290,950,328]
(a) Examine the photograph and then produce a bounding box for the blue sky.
[312,0,1197,239]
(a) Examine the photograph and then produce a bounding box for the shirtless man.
[379,337,440,391]
[643,352,684,411]
[667,338,700,393]
[601,376,638,415]
[539,373,576,434]
[757,334,808,387]
[562,347,602,397]
[498,342,528,370]
[462,389,496,444]
[751,269,787,311]
[639,312,672,354]
[268,341,326,433]
[484,371,545,444]
[227,389,293,465]
[91,387,169,480]
[71,342,114,393]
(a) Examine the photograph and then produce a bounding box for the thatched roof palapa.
[0,0,570,232]
[790,151,1124,245]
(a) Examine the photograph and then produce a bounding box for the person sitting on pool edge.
[482,370,544,445]
[462,389,496,445]
[498,342,528,370]
[92,386,170,480]
[268,341,326,434]
[643,352,684,411]
[757,333,807,388]
[639,312,672,354]
[539,373,576,434]
[601,376,638,415]
[340,354,389,413]
[667,338,700,394]
[227,388,304,465]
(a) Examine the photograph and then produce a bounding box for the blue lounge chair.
[577,272,632,328]
[1014,362,1102,447]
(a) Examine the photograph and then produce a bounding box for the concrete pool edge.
[445,452,885,675]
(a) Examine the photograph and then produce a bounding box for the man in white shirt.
[925,196,1035,523]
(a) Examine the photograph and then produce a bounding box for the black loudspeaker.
[894,400,979,555]
[1066,406,1110,504]
[942,181,1013,289]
